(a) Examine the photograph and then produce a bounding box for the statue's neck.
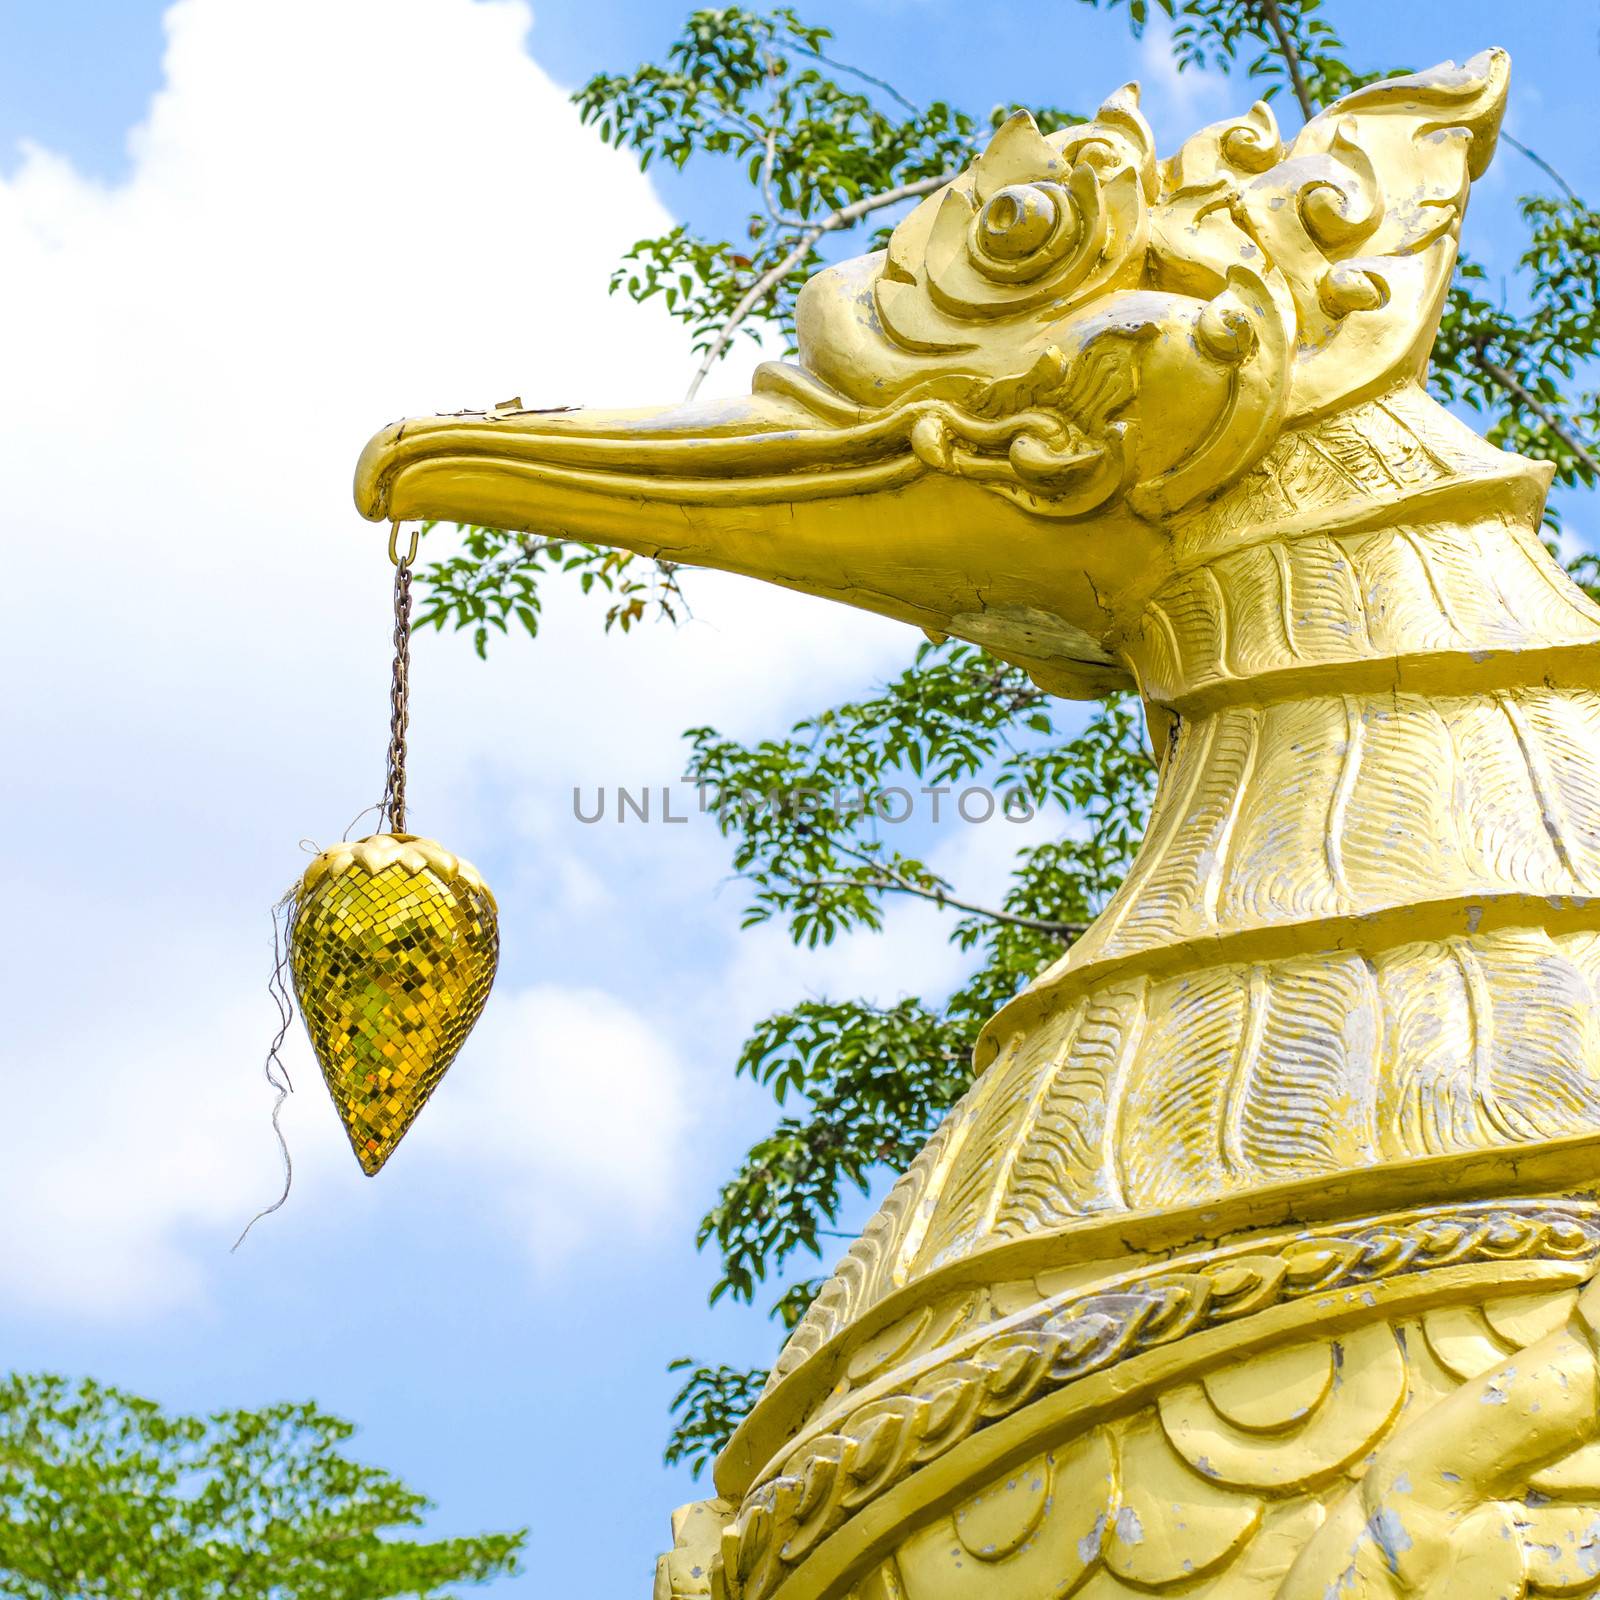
[1123,385,1596,719]
[983,387,1600,1034]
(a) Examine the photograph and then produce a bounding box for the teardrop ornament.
[290,832,498,1175]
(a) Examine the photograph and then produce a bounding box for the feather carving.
[1119,968,1249,1207]
[1220,696,1349,922]
[913,1007,1080,1272]
[1513,688,1600,890]
[1468,929,1600,1140]
[995,980,1147,1232]
[1337,695,1462,902]
[1443,695,1568,892]
[1374,939,1480,1158]
[1234,953,1380,1176]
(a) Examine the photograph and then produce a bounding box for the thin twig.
[792,45,922,118]
[1258,0,1315,122]
[685,169,958,399]
[1465,339,1600,478]
[1501,132,1581,203]
[833,838,1088,936]
[795,866,1087,939]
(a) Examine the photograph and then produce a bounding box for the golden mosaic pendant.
[290,833,498,1175]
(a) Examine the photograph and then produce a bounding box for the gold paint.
[1482,1285,1580,1348]
[1530,1443,1600,1499]
[1200,1339,1333,1433]
[1105,1412,1261,1586]
[1520,1505,1600,1596]
[291,833,497,1174]
[949,1450,1049,1559]
[357,44,1600,1600]
[1419,1302,1508,1382]
[892,1432,1111,1600]
[657,1499,734,1600]
[1159,1322,1405,1493]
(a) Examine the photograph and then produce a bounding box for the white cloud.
[720,900,964,1023]
[0,984,306,1317]
[421,983,692,1264]
[0,0,909,1314]
[0,868,387,1315]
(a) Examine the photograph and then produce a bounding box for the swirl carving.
[916,102,1150,323]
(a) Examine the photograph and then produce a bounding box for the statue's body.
[359,48,1600,1599]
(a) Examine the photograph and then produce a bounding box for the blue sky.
[2,2,1597,1595]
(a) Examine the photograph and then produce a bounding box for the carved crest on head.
[794,50,1511,522]
[880,86,1156,342]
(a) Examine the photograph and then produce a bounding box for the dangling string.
[381,521,417,834]
[231,885,300,1251]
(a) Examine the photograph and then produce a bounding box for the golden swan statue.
[356,46,1600,1599]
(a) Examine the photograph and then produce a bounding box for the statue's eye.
[977,184,1069,261]
[918,156,1133,318]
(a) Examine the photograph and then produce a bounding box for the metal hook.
[388,520,420,568]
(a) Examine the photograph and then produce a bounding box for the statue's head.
[356,51,1509,697]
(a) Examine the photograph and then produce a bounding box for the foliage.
[412,522,684,656]
[683,645,1146,947]
[0,1373,524,1599]
[698,995,976,1307]
[1079,0,1393,109]
[1568,552,1600,605]
[664,1361,769,1479]
[415,1,1600,1478]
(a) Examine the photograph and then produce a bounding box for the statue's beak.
[353,364,1134,693]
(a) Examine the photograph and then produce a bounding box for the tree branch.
[1258,0,1315,122]
[684,169,959,399]
[1466,338,1600,478]
[759,124,805,228]
[793,869,1087,939]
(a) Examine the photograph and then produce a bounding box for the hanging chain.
[382,522,419,834]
